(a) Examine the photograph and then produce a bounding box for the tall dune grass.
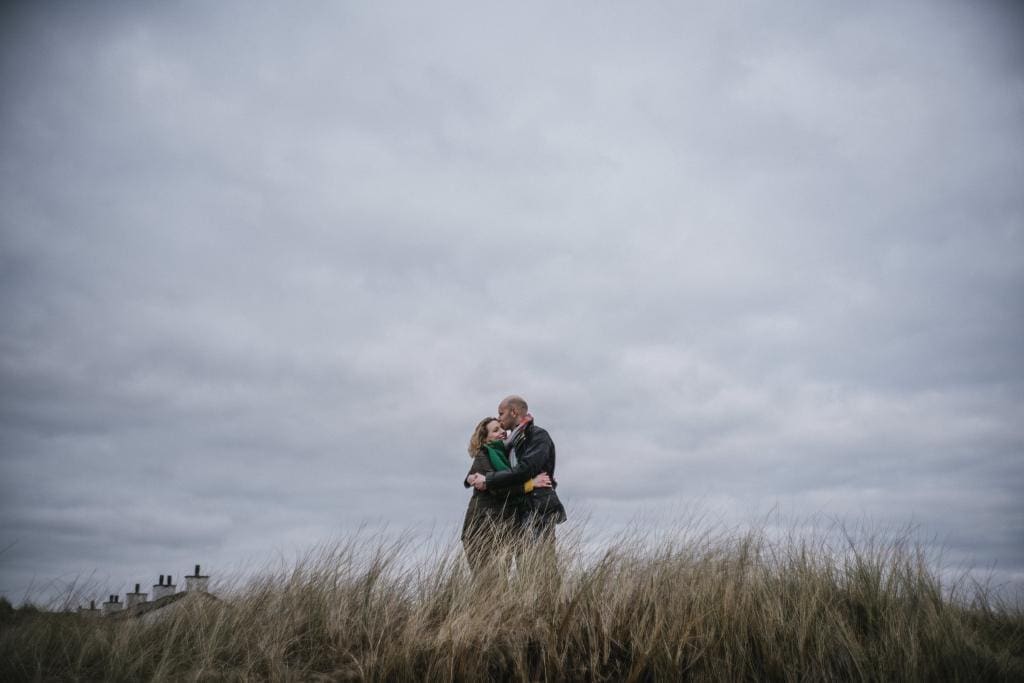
[1,522,1021,681]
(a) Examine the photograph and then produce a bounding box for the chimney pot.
[126,584,149,608]
[152,573,175,601]
[186,565,210,593]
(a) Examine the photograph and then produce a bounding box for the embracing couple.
[461,395,567,576]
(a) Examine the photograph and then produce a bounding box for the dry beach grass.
[1,522,1022,681]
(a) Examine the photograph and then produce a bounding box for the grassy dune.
[1,524,1021,681]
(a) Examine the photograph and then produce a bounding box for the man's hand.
[467,473,487,490]
[533,472,552,488]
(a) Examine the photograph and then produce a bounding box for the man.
[467,395,566,578]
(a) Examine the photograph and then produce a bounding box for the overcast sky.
[2,1,1022,605]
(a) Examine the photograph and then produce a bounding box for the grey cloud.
[2,1,1023,603]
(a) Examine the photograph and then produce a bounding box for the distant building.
[83,563,218,622]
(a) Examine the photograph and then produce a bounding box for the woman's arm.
[464,452,492,488]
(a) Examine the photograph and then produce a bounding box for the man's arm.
[484,429,552,489]
[467,472,543,494]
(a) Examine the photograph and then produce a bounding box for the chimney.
[102,594,123,616]
[77,599,100,616]
[125,583,148,608]
[152,573,176,601]
[185,564,209,593]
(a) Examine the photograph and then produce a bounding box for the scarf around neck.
[503,414,533,464]
[484,439,510,471]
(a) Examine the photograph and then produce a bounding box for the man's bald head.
[501,395,528,413]
[497,395,529,429]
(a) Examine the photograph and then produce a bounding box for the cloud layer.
[2,1,1022,602]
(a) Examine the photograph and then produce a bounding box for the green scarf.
[484,439,510,471]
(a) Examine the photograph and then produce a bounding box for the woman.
[462,416,551,573]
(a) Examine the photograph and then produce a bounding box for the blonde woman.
[462,416,551,573]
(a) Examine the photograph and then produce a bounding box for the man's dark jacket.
[485,423,567,525]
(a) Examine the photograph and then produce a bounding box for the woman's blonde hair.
[468,416,497,456]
